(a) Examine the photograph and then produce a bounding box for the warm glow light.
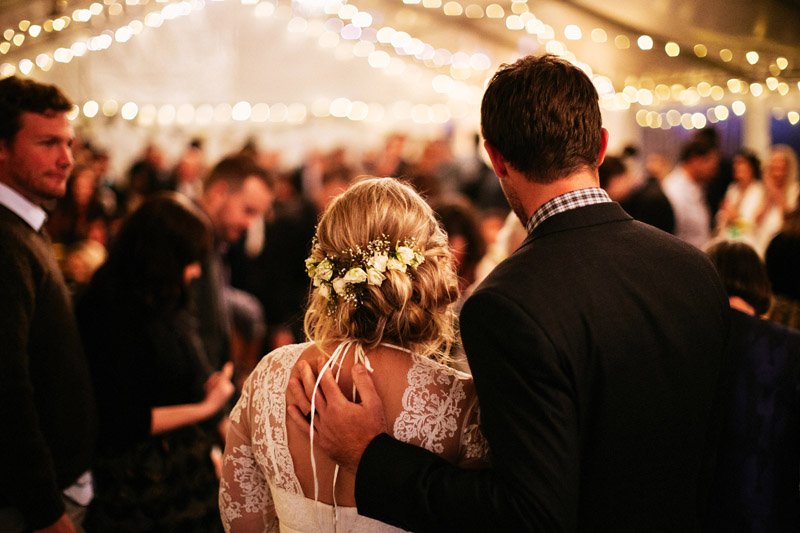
[368,50,390,68]
[18,59,32,75]
[590,28,606,42]
[120,102,138,120]
[750,83,764,97]
[720,49,733,62]
[693,44,707,57]
[776,57,789,70]
[564,24,581,40]
[485,4,504,18]
[465,4,483,18]
[157,104,176,125]
[614,35,630,49]
[444,2,464,16]
[102,100,119,117]
[788,111,799,125]
[732,100,746,116]
[83,100,99,118]
[637,35,653,50]
[232,101,252,121]
[714,105,729,121]
[664,42,680,57]
[745,51,759,64]
[766,77,779,91]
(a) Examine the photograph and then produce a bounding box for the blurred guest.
[364,132,411,178]
[598,155,637,203]
[695,127,734,218]
[434,198,486,293]
[125,143,169,214]
[63,239,107,303]
[663,139,720,248]
[77,193,233,532]
[195,155,273,376]
[622,152,675,233]
[460,132,507,211]
[228,171,317,354]
[46,164,108,248]
[754,145,799,253]
[170,138,207,201]
[705,240,800,532]
[474,210,527,284]
[765,209,800,330]
[315,165,353,214]
[714,149,765,244]
[0,75,96,533]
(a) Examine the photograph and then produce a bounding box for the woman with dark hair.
[433,198,487,293]
[46,164,109,247]
[714,149,764,245]
[766,209,800,330]
[705,240,800,532]
[77,192,234,532]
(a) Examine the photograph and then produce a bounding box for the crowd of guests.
[3,66,800,532]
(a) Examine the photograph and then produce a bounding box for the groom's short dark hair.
[480,54,603,184]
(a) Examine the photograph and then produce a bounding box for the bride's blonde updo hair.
[304,177,459,360]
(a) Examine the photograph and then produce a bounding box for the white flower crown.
[305,235,425,313]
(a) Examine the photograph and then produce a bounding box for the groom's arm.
[355,290,580,531]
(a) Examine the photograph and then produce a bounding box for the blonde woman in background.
[754,144,799,253]
[219,177,488,532]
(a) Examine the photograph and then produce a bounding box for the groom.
[289,55,729,530]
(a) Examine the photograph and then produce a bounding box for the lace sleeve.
[220,374,278,532]
[457,395,490,468]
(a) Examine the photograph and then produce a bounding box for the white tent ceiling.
[0,0,798,169]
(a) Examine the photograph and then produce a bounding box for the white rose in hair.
[305,257,318,276]
[396,246,415,265]
[387,258,407,272]
[332,277,349,296]
[315,259,334,282]
[413,251,425,267]
[369,253,388,272]
[343,267,368,284]
[366,267,386,286]
[318,283,331,299]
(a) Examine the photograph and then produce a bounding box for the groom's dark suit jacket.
[355,202,729,532]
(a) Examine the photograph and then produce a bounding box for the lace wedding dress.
[220,342,488,532]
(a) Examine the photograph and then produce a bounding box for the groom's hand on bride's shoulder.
[287,359,317,430]
[287,359,387,473]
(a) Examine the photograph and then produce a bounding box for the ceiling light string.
[0,0,203,77]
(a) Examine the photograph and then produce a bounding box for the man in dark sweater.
[0,77,96,532]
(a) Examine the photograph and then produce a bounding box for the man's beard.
[498,177,527,227]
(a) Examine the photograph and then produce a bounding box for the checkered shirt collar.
[525,187,612,233]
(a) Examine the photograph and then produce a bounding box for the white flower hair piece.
[305,235,425,314]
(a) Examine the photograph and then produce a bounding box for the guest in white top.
[714,149,765,246]
[663,139,720,249]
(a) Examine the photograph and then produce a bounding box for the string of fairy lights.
[0,0,797,130]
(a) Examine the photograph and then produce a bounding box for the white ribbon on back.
[308,340,374,526]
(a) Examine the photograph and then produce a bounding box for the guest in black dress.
[77,192,234,532]
[705,240,800,532]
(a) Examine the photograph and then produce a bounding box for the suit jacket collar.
[519,202,632,249]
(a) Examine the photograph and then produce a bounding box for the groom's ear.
[484,141,509,179]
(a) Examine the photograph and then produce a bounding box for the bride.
[219,177,488,531]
